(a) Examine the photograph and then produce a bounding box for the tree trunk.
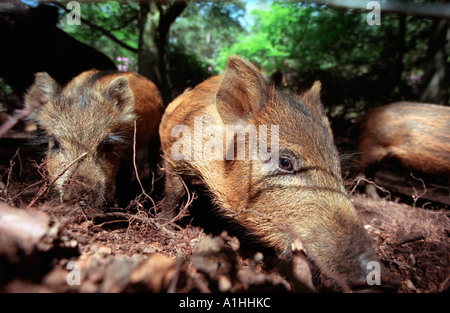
[420,18,449,105]
[137,0,187,106]
[393,13,406,98]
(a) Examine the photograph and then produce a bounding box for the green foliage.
[170,0,246,69]
[217,1,435,115]
[53,0,440,113]
[218,2,384,72]
[58,1,140,70]
[58,0,246,93]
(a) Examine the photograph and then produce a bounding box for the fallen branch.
[393,231,425,247]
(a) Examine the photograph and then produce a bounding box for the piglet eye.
[98,137,115,153]
[278,156,294,172]
[49,137,61,152]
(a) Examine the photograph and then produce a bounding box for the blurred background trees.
[1,0,448,117]
[218,0,448,118]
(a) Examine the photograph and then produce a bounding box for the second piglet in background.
[24,70,163,207]
[359,101,450,179]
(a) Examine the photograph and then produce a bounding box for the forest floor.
[0,129,449,293]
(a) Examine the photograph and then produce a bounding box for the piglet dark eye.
[278,156,294,172]
[98,137,115,153]
[49,137,61,152]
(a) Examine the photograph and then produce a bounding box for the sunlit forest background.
[1,0,449,121]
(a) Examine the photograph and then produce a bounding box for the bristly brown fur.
[24,70,163,207]
[158,56,389,287]
[359,101,450,178]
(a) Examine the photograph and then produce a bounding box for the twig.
[27,152,87,208]
[4,148,20,198]
[349,176,391,199]
[410,173,427,208]
[132,120,156,208]
[10,159,47,201]
[50,1,138,53]
[0,148,20,204]
[165,178,195,225]
[92,211,180,239]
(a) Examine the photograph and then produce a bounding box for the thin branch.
[410,173,427,208]
[51,1,138,53]
[164,178,195,225]
[110,15,138,32]
[0,148,21,204]
[349,176,391,198]
[27,152,88,208]
[132,119,156,208]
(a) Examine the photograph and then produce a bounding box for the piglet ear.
[106,76,135,122]
[216,56,269,125]
[302,81,323,109]
[24,72,61,113]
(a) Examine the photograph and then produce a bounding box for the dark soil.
[0,130,449,293]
